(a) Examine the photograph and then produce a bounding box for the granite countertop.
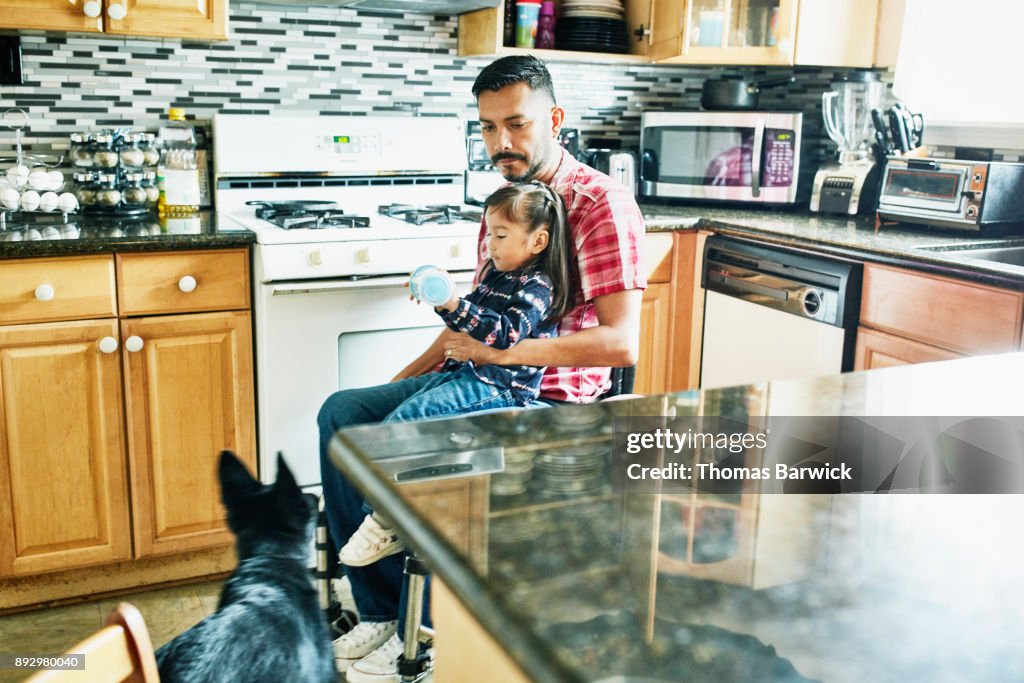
[639,203,1024,289]
[330,353,1024,683]
[0,210,254,258]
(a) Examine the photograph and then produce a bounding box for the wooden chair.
[27,602,160,683]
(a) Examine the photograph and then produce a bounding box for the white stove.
[213,114,486,487]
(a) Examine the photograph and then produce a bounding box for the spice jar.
[93,134,119,169]
[73,172,99,207]
[142,170,160,207]
[139,133,160,167]
[70,133,94,168]
[121,172,148,206]
[95,173,123,208]
[119,133,145,169]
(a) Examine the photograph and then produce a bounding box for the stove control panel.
[315,133,381,157]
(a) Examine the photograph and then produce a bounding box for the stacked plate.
[490,447,536,497]
[532,442,610,498]
[556,0,630,54]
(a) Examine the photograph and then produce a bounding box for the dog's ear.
[273,452,301,495]
[219,450,260,506]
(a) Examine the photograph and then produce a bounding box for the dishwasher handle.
[705,269,789,302]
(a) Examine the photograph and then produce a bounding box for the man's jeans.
[318,367,524,632]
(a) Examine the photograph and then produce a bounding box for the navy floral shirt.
[437,265,557,405]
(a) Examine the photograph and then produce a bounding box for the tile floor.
[0,579,222,683]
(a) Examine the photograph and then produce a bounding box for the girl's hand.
[435,295,460,313]
[443,333,499,365]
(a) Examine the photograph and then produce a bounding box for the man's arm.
[443,289,642,368]
[391,328,455,381]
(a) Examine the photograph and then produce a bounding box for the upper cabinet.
[462,0,899,68]
[0,0,228,41]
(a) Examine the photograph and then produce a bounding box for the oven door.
[639,111,800,204]
[254,272,475,488]
[879,162,968,214]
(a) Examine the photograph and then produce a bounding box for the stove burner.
[378,204,482,226]
[246,200,370,230]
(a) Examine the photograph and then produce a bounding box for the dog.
[156,451,336,683]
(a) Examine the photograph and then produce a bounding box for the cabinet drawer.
[860,264,1024,354]
[117,249,250,315]
[0,255,116,325]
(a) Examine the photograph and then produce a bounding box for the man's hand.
[443,332,499,365]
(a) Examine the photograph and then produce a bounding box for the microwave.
[877,158,1024,234]
[639,111,803,204]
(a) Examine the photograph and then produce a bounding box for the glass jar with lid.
[142,170,160,207]
[118,133,146,169]
[95,173,123,208]
[69,133,95,168]
[93,134,119,169]
[73,172,99,208]
[122,172,148,207]
[139,133,161,167]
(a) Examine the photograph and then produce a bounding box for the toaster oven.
[877,158,1024,234]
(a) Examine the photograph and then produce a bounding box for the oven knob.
[308,249,323,267]
[966,205,978,218]
[356,247,371,264]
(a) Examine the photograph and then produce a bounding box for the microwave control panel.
[763,129,796,187]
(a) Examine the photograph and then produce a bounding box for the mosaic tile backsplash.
[0,2,1016,176]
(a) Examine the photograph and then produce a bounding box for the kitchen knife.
[871,108,891,155]
[909,111,925,149]
[888,105,909,153]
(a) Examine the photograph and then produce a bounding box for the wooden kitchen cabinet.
[854,263,1024,371]
[635,232,674,395]
[0,0,227,41]
[0,318,132,577]
[0,248,255,606]
[123,310,255,558]
[461,0,893,67]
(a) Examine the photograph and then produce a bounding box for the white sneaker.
[340,514,405,567]
[347,633,433,683]
[333,620,398,672]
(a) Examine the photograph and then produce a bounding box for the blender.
[810,72,886,215]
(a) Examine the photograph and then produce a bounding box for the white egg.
[25,228,42,241]
[1,187,20,210]
[61,225,80,239]
[39,191,59,212]
[46,170,65,191]
[28,169,51,191]
[58,192,79,213]
[20,190,40,211]
[6,166,28,188]
[41,226,60,239]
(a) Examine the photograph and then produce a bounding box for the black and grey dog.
[156,451,336,683]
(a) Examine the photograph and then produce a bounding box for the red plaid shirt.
[475,149,647,403]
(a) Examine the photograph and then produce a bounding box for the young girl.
[339,181,572,566]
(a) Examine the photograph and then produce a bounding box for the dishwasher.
[700,235,862,389]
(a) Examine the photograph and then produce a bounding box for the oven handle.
[268,270,476,295]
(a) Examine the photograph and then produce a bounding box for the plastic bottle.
[536,1,557,50]
[515,0,541,48]
[156,107,200,216]
[409,265,456,307]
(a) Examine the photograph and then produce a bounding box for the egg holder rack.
[1,108,82,221]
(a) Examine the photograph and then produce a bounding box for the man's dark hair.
[471,55,557,104]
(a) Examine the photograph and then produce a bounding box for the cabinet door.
[0,319,130,576]
[854,327,964,371]
[105,0,227,40]
[659,0,799,65]
[635,283,672,396]
[0,0,102,32]
[122,311,256,557]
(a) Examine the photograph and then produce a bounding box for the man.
[321,55,646,682]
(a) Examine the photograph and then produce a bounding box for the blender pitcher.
[822,72,885,163]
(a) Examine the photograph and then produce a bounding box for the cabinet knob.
[106,1,127,20]
[449,244,461,258]
[356,247,371,264]
[308,249,323,267]
[34,283,55,301]
[82,0,101,18]
[178,275,197,293]
[125,335,144,353]
[98,336,119,354]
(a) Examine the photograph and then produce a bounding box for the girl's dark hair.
[484,182,573,323]
[472,55,557,105]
